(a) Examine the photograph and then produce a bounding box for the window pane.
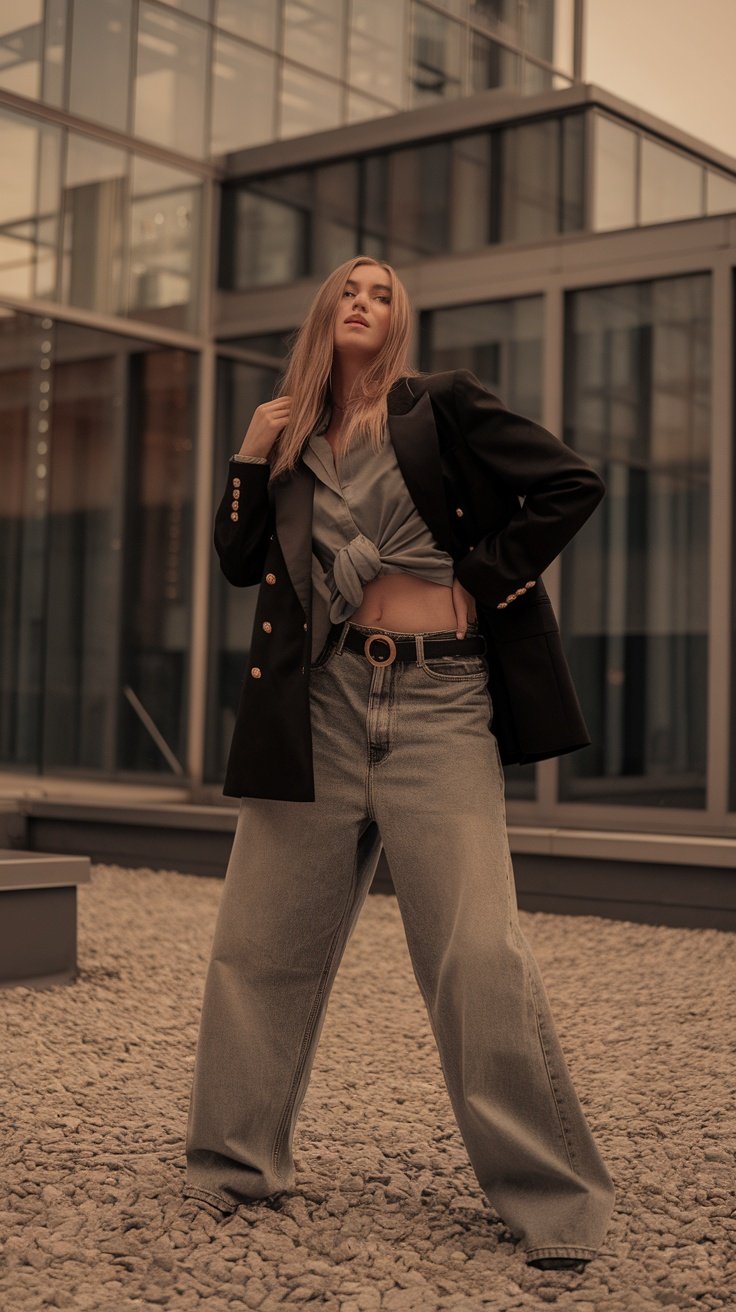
[312,160,359,276]
[498,117,559,241]
[221,174,311,289]
[470,30,519,93]
[469,0,520,45]
[134,2,208,156]
[283,0,345,74]
[119,346,197,776]
[524,0,554,62]
[279,63,341,139]
[214,0,278,46]
[640,138,703,225]
[68,0,132,132]
[162,0,209,17]
[560,110,584,232]
[61,133,128,315]
[388,141,451,263]
[0,0,43,98]
[346,90,395,124]
[450,132,492,252]
[211,32,276,155]
[705,170,736,217]
[360,154,389,261]
[423,293,545,799]
[0,107,61,300]
[207,357,279,787]
[42,0,68,106]
[560,275,711,809]
[348,0,405,105]
[128,155,202,332]
[410,4,465,106]
[593,113,637,232]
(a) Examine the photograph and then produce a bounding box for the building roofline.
[220,81,736,181]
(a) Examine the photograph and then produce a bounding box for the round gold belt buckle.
[364,633,397,667]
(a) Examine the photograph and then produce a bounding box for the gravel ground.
[1,863,734,1312]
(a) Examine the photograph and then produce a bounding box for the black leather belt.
[342,626,486,668]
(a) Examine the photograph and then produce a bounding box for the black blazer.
[214,368,605,801]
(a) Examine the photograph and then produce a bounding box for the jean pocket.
[309,640,338,672]
[420,653,489,682]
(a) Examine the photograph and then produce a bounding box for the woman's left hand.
[451,575,477,638]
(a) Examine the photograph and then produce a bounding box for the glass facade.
[560,275,711,809]
[1,0,736,850]
[0,309,196,781]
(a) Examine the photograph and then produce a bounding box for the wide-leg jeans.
[184,620,616,1263]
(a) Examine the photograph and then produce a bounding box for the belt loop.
[414,633,424,667]
[335,620,350,655]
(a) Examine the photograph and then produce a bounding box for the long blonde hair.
[267,256,423,482]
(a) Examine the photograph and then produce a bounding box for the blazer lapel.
[274,377,454,621]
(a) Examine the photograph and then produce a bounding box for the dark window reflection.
[496,114,584,242]
[560,275,711,808]
[388,141,452,263]
[423,293,545,800]
[0,309,196,784]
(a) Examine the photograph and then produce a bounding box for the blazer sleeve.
[213,457,273,587]
[451,368,605,610]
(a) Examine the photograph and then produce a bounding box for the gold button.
[514,588,525,597]
[232,477,241,487]
[303,622,308,630]
[250,666,261,678]
[469,545,475,551]
[455,507,464,517]
[497,601,508,609]
[230,511,238,521]
[231,501,239,511]
[526,579,536,587]
[265,573,276,584]
[232,488,240,499]
[262,621,272,633]
[506,593,516,603]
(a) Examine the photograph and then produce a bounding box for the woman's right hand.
[238,396,292,459]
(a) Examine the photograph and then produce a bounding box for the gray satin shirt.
[232,401,456,660]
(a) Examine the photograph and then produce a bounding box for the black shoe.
[527,1256,589,1273]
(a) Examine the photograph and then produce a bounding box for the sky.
[583,0,736,160]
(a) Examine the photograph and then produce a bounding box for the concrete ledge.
[0,850,91,990]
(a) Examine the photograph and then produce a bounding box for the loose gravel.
[1,863,734,1312]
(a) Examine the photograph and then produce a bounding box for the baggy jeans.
[184,619,616,1263]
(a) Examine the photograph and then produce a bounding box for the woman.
[184,257,616,1273]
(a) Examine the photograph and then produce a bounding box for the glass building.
[2,1,736,920]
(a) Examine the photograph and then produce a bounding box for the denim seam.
[270,843,360,1180]
[182,1185,237,1214]
[520,948,580,1176]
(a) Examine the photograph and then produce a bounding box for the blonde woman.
[184,257,615,1273]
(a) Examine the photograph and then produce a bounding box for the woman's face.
[333,266,392,361]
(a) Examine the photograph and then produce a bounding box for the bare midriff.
[323,422,476,634]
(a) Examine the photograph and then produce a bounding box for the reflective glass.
[523,0,554,62]
[450,133,492,252]
[641,138,703,225]
[0,0,43,98]
[410,4,465,106]
[360,154,389,261]
[423,293,545,799]
[470,31,519,93]
[0,311,196,783]
[128,155,202,332]
[283,0,345,74]
[388,141,452,263]
[211,31,276,155]
[42,0,68,107]
[61,133,127,315]
[207,357,279,787]
[134,2,208,156]
[346,91,395,124]
[68,0,132,132]
[312,160,359,276]
[706,170,736,216]
[468,0,520,44]
[0,107,61,300]
[214,0,278,45]
[221,173,311,289]
[497,115,583,242]
[593,113,637,232]
[560,275,711,809]
[348,0,406,105]
[279,64,341,139]
[162,0,209,17]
